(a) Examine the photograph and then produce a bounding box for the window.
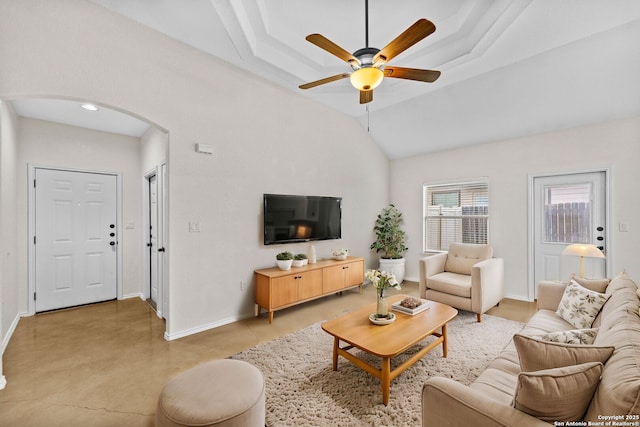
[543,183,592,243]
[423,181,489,251]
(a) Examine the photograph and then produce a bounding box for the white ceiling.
[13,0,640,158]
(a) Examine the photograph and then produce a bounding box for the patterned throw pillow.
[532,328,599,345]
[556,280,610,329]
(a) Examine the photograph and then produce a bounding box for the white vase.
[378,258,406,284]
[308,245,317,264]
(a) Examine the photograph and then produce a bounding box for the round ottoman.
[156,359,265,427]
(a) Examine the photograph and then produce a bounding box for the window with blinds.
[423,181,489,251]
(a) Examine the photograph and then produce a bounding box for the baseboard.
[122,292,145,301]
[1,312,21,356]
[164,312,255,341]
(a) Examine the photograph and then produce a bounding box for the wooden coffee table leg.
[442,324,448,358]
[332,337,339,371]
[381,357,391,405]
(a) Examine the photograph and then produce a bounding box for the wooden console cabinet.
[255,256,364,323]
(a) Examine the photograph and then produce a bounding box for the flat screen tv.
[263,194,342,245]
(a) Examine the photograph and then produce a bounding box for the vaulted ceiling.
[14,1,640,159]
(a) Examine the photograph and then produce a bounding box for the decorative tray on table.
[392,297,431,315]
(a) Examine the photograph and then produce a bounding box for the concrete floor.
[0,281,536,426]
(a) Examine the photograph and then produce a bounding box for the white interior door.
[148,174,158,306]
[35,168,117,312]
[533,172,607,291]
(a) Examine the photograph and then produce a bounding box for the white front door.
[35,168,117,312]
[533,171,607,292]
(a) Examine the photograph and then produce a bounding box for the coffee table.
[321,294,458,405]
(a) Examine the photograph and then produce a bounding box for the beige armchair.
[419,243,504,322]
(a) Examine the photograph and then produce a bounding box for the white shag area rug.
[232,310,524,427]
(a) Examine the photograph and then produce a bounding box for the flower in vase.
[365,269,401,297]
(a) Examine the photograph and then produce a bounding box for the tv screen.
[263,194,342,245]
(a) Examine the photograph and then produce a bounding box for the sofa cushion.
[513,334,614,372]
[571,275,610,293]
[585,272,640,421]
[532,328,599,345]
[444,242,492,275]
[556,281,609,329]
[470,346,521,405]
[427,272,471,298]
[513,362,603,422]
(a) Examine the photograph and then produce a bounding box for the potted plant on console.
[276,251,294,271]
[370,204,408,283]
[292,253,308,267]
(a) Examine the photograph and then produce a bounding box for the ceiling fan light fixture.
[350,67,383,91]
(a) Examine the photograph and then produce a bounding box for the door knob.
[596,236,604,241]
[597,246,604,251]
[597,226,604,231]
[110,241,116,246]
[110,232,115,237]
[109,224,115,229]
[158,248,165,253]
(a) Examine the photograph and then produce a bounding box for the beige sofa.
[422,272,640,426]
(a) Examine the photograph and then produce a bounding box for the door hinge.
[34,292,36,301]
[34,179,36,188]
[34,236,36,244]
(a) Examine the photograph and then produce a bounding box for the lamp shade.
[561,244,605,259]
[350,67,384,91]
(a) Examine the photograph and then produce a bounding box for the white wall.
[0,100,20,388]
[391,115,640,300]
[0,0,389,339]
[16,118,144,302]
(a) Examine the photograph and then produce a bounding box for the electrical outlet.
[619,222,629,232]
[240,280,246,291]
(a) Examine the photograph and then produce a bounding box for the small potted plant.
[332,248,349,260]
[276,251,294,270]
[292,253,308,267]
[370,204,408,283]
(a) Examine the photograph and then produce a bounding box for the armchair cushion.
[444,242,493,275]
[426,272,472,298]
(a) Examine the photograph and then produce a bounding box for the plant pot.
[292,260,305,268]
[276,260,293,271]
[378,258,405,284]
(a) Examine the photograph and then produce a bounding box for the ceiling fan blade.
[360,90,373,104]
[374,19,436,64]
[299,73,351,90]
[305,34,360,65]
[384,66,441,83]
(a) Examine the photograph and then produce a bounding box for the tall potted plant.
[370,204,408,283]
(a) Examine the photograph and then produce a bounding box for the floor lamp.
[561,244,606,278]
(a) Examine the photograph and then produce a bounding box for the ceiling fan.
[298,0,441,104]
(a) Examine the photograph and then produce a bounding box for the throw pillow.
[570,274,610,293]
[532,328,599,345]
[556,280,610,328]
[513,333,614,372]
[513,362,603,422]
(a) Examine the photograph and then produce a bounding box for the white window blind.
[423,181,489,251]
